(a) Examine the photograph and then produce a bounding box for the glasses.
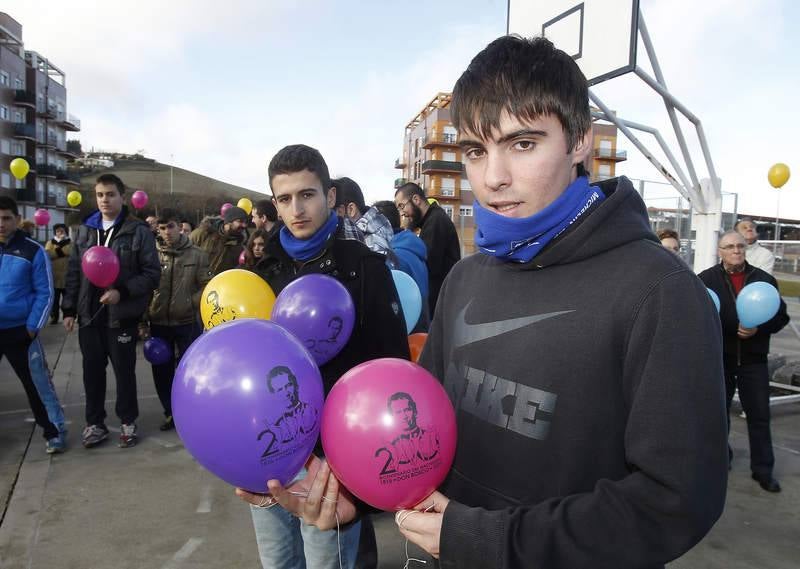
[396,201,408,211]
[719,244,746,251]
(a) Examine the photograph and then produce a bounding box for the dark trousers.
[150,323,201,416]
[50,288,64,321]
[0,326,58,439]
[78,324,139,426]
[724,362,775,478]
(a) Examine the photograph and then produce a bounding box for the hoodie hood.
[83,205,128,230]
[521,176,657,270]
[392,229,427,262]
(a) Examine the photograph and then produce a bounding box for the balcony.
[394,177,408,189]
[423,132,459,149]
[395,157,406,169]
[12,123,36,140]
[13,90,36,109]
[56,169,81,186]
[593,147,627,162]
[37,104,58,119]
[421,160,463,175]
[60,113,81,132]
[16,187,36,203]
[37,164,58,178]
[56,145,80,159]
[39,134,59,149]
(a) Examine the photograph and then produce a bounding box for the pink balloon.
[321,358,456,511]
[131,190,149,209]
[220,202,233,217]
[33,208,50,226]
[81,245,120,288]
[238,249,246,266]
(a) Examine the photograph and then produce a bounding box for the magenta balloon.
[81,245,120,288]
[172,319,324,492]
[271,274,355,366]
[220,202,233,216]
[321,358,457,511]
[33,208,50,226]
[130,190,149,209]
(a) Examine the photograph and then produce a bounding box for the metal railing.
[424,132,458,145]
[593,147,627,160]
[421,160,462,173]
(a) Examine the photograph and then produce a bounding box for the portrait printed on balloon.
[304,316,345,361]
[374,392,441,485]
[256,365,320,465]
[204,289,237,329]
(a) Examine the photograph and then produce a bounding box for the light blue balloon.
[391,269,422,334]
[736,282,780,328]
[706,288,720,313]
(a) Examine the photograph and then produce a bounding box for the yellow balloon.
[67,191,82,207]
[10,158,30,180]
[768,163,790,189]
[237,197,253,215]
[200,269,275,330]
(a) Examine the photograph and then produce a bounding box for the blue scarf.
[279,210,339,262]
[474,176,604,263]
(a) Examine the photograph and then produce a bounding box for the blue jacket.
[0,229,54,332]
[391,229,429,301]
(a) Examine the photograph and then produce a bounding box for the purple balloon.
[271,274,355,366]
[172,319,324,492]
[220,202,233,217]
[144,337,171,365]
[81,245,120,288]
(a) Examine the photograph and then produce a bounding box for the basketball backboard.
[507,0,640,86]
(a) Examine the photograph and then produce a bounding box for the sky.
[4,0,799,219]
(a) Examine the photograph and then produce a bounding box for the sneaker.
[119,423,138,448]
[46,433,66,454]
[159,416,175,431]
[82,424,109,448]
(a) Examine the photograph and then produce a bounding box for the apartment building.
[394,92,625,255]
[0,12,80,239]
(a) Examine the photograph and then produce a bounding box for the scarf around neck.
[474,176,604,263]
[279,210,339,262]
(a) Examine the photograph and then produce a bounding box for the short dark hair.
[0,196,20,216]
[267,365,297,392]
[268,145,331,195]
[451,35,591,153]
[53,223,67,233]
[395,181,425,201]
[374,200,400,230]
[333,177,366,215]
[657,228,679,241]
[157,209,180,224]
[254,199,277,222]
[95,173,126,195]
[387,392,417,414]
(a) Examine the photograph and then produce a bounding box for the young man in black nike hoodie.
[387,36,728,569]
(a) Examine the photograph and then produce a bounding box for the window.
[11,141,23,155]
[442,151,456,162]
[461,178,472,191]
[14,111,23,123]
[442,205,454,220]
[0,139,9,154]
[444,126,457,144]
[598,164,612,177]
[0,71,8,86]
[1,172,10,189]
[0,106,8,120]
[14,77,23,89]
[440,177,455,196]
[459,205,474,217]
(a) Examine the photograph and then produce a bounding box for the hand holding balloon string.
[395,491,450,560]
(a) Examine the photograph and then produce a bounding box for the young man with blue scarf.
[235,144,409,569]
[277,37,730,569]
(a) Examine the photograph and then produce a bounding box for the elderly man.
[735,219,775,274]
[699,230,789,492]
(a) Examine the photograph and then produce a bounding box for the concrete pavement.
[1,316,799,568]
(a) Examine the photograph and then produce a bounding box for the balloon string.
[396,502,436,568]
[78,305,106,329]
[284,491,343,569]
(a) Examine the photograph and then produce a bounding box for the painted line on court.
[0,395,159,417]
[196,486,212,513]
[160,537,203,569]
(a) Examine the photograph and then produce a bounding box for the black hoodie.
[420,177,728,569]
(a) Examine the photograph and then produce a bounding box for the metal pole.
[170,154,174,196]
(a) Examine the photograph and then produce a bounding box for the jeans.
[78,324,139,425]
[28,335,66,432]
[724,362,775,478]
[149,323,201,416]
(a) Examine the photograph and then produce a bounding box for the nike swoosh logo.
[453,300,574,348]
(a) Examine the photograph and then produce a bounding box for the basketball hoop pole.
[589,12,722,272]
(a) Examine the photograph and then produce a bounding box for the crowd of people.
[0,33,791,569]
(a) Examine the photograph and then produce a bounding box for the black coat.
[698,262,789,366]
[419,203,461,315]
[258,221,411,392]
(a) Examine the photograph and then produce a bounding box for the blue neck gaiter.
[279,210,339,262]
[474,176,604,263]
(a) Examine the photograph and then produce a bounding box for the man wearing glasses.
[699,230,789,493]
[394,182,460,315]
